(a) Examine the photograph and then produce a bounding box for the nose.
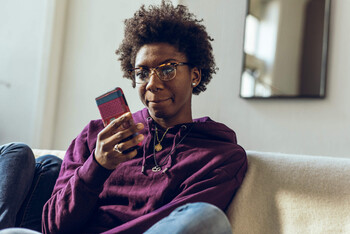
[145,70,163,92]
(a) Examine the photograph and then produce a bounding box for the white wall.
[53,0,162,150]
[1,0,349,158]
[0,1,46,146]
[0,0,66,149]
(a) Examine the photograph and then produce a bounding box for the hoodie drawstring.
[162,125,187,173]
[140,118,193,174]
[141,117,153,174]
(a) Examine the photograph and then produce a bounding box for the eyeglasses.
[128,62,192,84]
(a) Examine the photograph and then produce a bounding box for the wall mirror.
[240,0,331,98]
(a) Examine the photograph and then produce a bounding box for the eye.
[135,69,149,80]
[159,65,175,76]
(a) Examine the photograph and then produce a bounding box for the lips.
[149,98,171,103]
[147,97,172,106]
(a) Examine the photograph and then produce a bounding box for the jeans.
[0,143,62,231]
[0,202,233,234]
[144,202,233,234]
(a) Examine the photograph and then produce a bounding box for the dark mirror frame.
[240,0,331,99]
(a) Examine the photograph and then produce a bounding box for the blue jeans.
[1,203,233,234]
[0,143,62,231]
[145,202,233,234]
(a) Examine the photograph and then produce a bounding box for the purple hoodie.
[42,108,247,233]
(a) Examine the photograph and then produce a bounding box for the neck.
[152,116,193,129]
[150,112,193,129]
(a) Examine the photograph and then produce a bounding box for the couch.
[33,149,350,234]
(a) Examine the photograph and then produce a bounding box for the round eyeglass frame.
[128,62,193,84]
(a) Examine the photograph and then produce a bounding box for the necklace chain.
[154,126,170,152]
[152,125,193,173]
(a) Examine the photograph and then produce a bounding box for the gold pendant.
[155,143,162,152]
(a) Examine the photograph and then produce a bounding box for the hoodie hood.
[135,108,237,143]
[132,108,238,174]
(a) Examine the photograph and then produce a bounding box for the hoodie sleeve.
[172,145,248,210]
[102,145,248,234]
[42,121,113,234]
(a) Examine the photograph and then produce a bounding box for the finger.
[99,112,132,139]
[117,148,139,162]
[124,149,138,160]
[121,116,135,130]
[109,122,144,144]
[112,133,144,153]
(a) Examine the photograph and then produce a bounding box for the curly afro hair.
[116,0,217,95]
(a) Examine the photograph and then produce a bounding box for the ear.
[190,67,201,88]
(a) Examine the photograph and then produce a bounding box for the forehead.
[135,43,187,67]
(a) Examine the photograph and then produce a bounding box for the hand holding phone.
[94,87,144,170]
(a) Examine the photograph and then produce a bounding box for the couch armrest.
[226,150,350,234]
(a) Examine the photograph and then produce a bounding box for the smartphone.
[96,87,140,153]
[95,87,130,127]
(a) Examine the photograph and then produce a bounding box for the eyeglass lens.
[135,64,176,83]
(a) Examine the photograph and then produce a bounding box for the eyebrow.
[135,59,178,68]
